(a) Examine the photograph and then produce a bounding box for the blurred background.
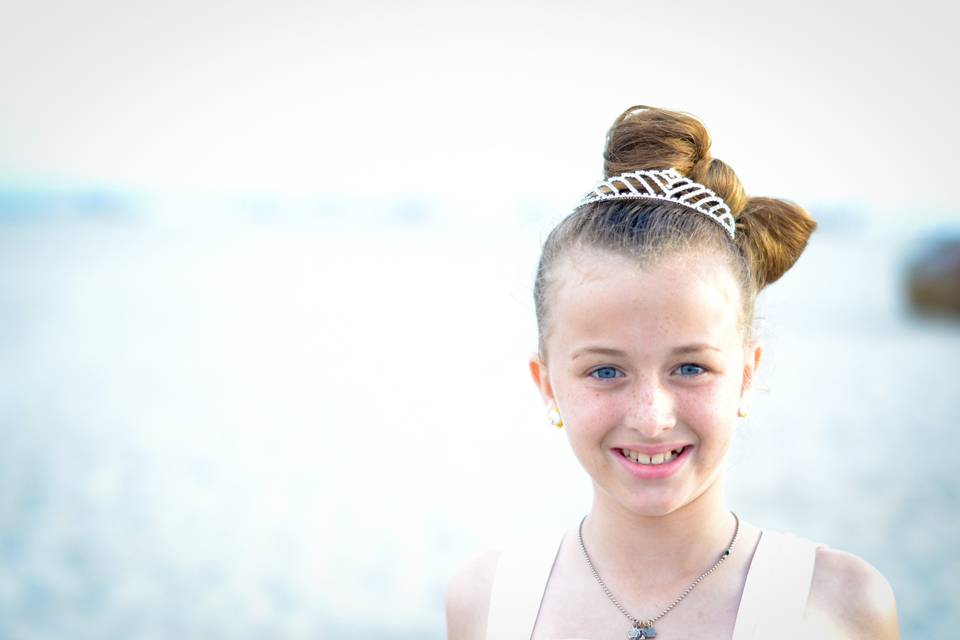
[1,0,958,638]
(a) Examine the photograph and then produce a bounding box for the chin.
[617,489,688,517]
[630,500,685,517]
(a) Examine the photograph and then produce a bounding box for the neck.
[580,475,736,590]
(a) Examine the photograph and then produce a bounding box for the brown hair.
[533,105,817,358]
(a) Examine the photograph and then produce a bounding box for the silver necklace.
[577,512,740,639]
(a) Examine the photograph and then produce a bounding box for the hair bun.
[602,105,816,288]
[603,105,710,177]
[603,105,748,215]
[738,197,817,288]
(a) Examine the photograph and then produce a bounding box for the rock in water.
[907,235,960,318]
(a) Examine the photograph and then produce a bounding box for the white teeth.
[622,448,682,466]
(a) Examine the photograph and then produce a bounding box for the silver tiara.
[575,168,737,240]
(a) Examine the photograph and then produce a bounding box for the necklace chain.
[577,512,740,629]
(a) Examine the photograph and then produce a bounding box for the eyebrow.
[569,343,721,360]
[671,343,722,355]
[570,346,628,360]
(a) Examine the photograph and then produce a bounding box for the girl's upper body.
[445,105,899,639]
[449,520,897,639]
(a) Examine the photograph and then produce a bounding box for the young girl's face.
[530,248,760,516]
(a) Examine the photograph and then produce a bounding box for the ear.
[528,352,557,408]
[739,342,763,407]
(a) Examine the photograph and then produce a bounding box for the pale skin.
[446,248,900,639]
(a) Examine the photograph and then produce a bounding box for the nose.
[628,380,677,437]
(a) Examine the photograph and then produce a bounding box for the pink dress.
[485,527,824,640]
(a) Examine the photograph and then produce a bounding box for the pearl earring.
[547,407,564,428]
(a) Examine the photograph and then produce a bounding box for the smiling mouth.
[618,446,690,466]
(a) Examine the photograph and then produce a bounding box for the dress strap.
[731,529,824,640]
[485,530,566,640]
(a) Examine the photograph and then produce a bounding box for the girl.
[446,105,899,639]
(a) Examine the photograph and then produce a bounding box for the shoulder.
[806,546,900,639]
[445,549,501,640]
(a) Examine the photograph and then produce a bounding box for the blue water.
[0,213,957,638]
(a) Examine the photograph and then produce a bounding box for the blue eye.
[590,366,622,380]
[677,363,705,376]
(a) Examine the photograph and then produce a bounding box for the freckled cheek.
[675,392,736,448]
[560,387,627,434]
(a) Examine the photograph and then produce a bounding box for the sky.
[1,0,958,216]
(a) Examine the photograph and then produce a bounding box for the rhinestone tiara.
[575,168,737,240]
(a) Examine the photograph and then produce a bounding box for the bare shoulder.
[445,549,501,640]
[806,546,900,639]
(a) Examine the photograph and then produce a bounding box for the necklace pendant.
[628,624,657,639]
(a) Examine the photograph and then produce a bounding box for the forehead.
[547,249,743,353]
